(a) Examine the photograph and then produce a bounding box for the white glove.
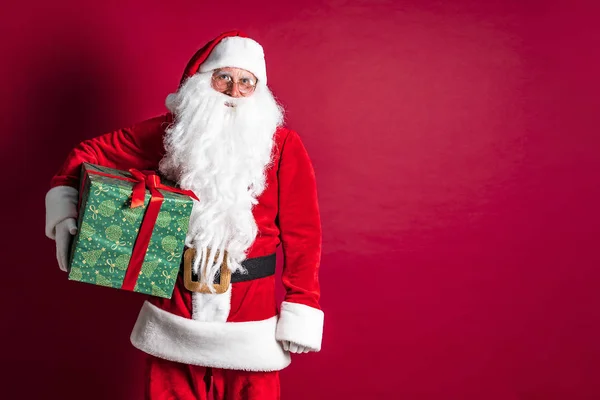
[55,218,78,272]
[281,340,310,354]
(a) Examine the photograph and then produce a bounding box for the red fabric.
[50,114,170,189]
[48,114,322,317]
[145,354,280,400]
[150,272,193,319]
[276,129,322,310]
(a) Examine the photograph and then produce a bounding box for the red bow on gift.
[128,168,199,208]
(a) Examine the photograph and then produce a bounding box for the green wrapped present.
[66,163,197,298]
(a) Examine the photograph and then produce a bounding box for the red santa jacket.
[44,112,324,371]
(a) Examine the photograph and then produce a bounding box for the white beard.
[158,72,284,290]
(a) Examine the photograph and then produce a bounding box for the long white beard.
[158,72,284,290]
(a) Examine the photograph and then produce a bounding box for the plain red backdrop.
[1,0,599,399]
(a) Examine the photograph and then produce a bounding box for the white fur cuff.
[45,186,78,240]
[275,302,324,352]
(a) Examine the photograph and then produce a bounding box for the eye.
[241,77,255,85]
[216,73,232,81]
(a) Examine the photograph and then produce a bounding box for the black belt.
[184,252,276,284]
[230,253,277,283]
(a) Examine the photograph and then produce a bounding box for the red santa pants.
[145,354,280,400]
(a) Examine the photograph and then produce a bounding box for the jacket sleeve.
[274,130,324,352]
[45,115,169,240]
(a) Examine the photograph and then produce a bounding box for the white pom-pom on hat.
[165,93,179,112]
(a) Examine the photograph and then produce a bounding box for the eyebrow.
[214,69,257,81]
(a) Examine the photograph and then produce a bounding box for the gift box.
[66,163,197,298]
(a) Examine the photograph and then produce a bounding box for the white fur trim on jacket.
[45,186,79,240]
[199,36,267,85]
[130,301,291,372]
[275,301,324,352]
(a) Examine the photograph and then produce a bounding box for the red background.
[2,1,600,399]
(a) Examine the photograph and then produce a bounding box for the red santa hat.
[179,30,267,86]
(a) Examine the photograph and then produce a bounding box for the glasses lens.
[238,79,256,94]
[239,84,253,94]
[212,73,230,90]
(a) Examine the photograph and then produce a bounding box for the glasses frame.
[211,70,258,96]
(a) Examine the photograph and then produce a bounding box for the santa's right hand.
[55,218,78,272]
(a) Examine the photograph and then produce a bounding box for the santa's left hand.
[281,340,310,354]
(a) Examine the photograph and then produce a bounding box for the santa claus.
[44,30,323,399]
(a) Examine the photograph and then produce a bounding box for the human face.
[211,67,258,98]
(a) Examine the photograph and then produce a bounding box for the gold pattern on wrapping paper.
[94,184,109,195]
[161,270,176,285]
[106,259,116,273]
[111,241,127,250]
[89,205,99,219]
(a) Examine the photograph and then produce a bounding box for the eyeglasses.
[211,71,257,96]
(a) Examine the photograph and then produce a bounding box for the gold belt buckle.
[183,248,231,294]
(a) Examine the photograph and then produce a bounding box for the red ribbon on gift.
[80,165,198,292]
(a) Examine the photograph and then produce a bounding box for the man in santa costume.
[44,30,323,399]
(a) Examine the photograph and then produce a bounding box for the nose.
[226,82,243,98]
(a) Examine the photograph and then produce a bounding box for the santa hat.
[180,30,267,86]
